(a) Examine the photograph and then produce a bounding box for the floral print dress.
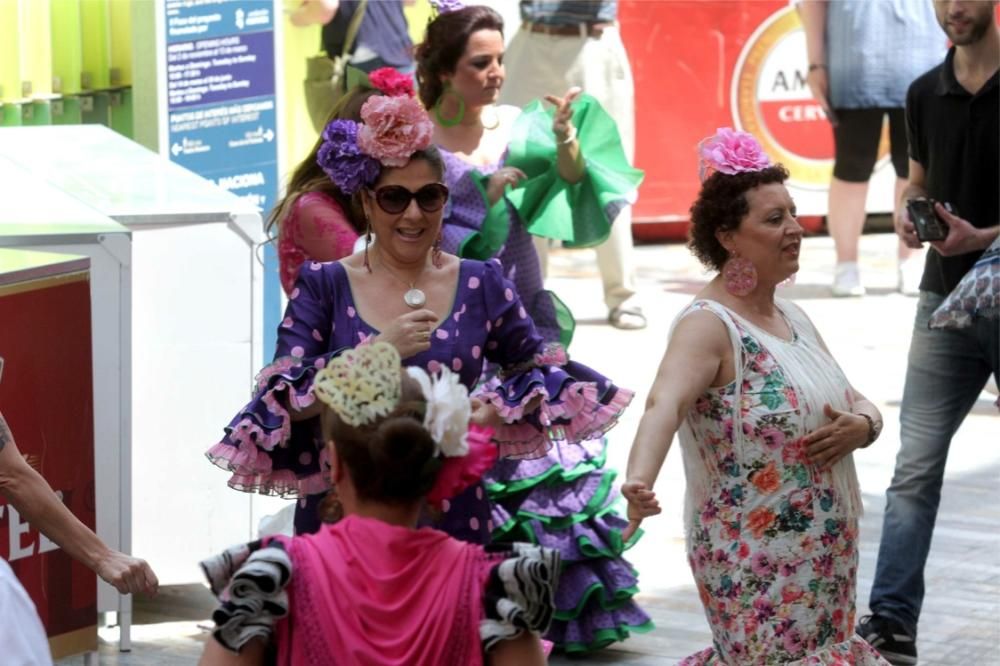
[676,300,887,666]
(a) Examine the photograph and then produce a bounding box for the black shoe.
[856,614,918,665]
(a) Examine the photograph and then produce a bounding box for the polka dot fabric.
[206,258,632,542]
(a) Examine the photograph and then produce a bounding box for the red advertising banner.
[0,267,97,658]
[620,1,861,235]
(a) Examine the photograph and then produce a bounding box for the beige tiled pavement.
[58,231,1000,664]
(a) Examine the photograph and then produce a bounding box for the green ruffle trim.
[504,94,644,248]
[494,469,617,537]
[578,522,644,559]
[557,620,656,655]
[553,579,641,621]
[484,444,608,498]
[456,173,509,260]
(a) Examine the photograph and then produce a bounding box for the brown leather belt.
[524,21,614,39]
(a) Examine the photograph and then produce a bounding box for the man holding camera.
[858,2,999,664]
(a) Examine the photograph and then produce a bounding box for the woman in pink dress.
[198,342,559,665]
[621,129,890,665]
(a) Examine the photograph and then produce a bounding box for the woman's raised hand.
[621,479,661,542]
[544,86,582,143]
[485,166,527,204]
[375,309,438,359]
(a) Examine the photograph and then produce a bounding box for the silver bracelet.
[557,125,577,145]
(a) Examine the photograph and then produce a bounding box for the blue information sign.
[164,0,282,359]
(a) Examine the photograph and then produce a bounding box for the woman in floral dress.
[621,129,890,665]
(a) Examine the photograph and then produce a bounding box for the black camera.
[906,198,953,242]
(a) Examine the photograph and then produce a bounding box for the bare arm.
[288,0,339,27]
[621,311,729,539]
[0,413,158,595]
[545,88,585,184]
[199,637,267,666]
[797,1,835,123]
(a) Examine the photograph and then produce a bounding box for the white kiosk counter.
[0,126,285,611]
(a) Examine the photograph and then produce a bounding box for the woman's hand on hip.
[621,479,660,542]
[804,404,868,470]
[375,309,438,359]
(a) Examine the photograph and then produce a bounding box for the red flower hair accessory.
[367,67,415,98]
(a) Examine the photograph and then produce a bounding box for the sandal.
[608,304,647,330]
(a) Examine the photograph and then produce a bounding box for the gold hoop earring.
[481,105,500,131]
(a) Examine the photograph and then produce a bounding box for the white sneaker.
[832,262,866,297]
[897,258,923,296]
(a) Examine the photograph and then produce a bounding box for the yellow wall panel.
[50,0,83,95]
[20,0,53,98]
[0,0,20,102]
[80,0,110,90]
[108,0,131,86]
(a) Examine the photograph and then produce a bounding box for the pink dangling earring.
[431,234,443,268]
[723,250,757,296]
[363,222,373,273]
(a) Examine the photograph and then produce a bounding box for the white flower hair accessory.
[406,365,471,457]
[313,342,402,427]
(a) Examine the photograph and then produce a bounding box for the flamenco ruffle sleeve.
[475,260,633,459]
[206,262,353,498]
[455,94,644,261]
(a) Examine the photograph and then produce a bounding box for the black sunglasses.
[370,183,450,215]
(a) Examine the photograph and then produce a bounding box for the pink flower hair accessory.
[367,67,415,98]
[317,95,435,194]
[698,127,771,182]
[357,95,434,168]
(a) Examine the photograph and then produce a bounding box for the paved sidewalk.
[58,233,999,664]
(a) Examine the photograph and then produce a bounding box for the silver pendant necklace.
[377,252,428,309]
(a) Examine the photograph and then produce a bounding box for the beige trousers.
[500,24,637,311]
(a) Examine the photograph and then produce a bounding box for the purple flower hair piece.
[317,119,381,195]
[430,0,465,14]
[698,127,771,182]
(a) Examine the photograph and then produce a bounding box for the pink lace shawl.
[278,192,360,295]
[273,515,487,666]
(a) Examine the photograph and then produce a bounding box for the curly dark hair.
[414,5,504,110]
[320,373,442,506]
[688,164,790,271]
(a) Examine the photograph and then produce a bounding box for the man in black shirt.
[857,2,999,664]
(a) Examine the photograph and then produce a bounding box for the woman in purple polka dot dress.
[206,98,632,554]
[413,6,653,653]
